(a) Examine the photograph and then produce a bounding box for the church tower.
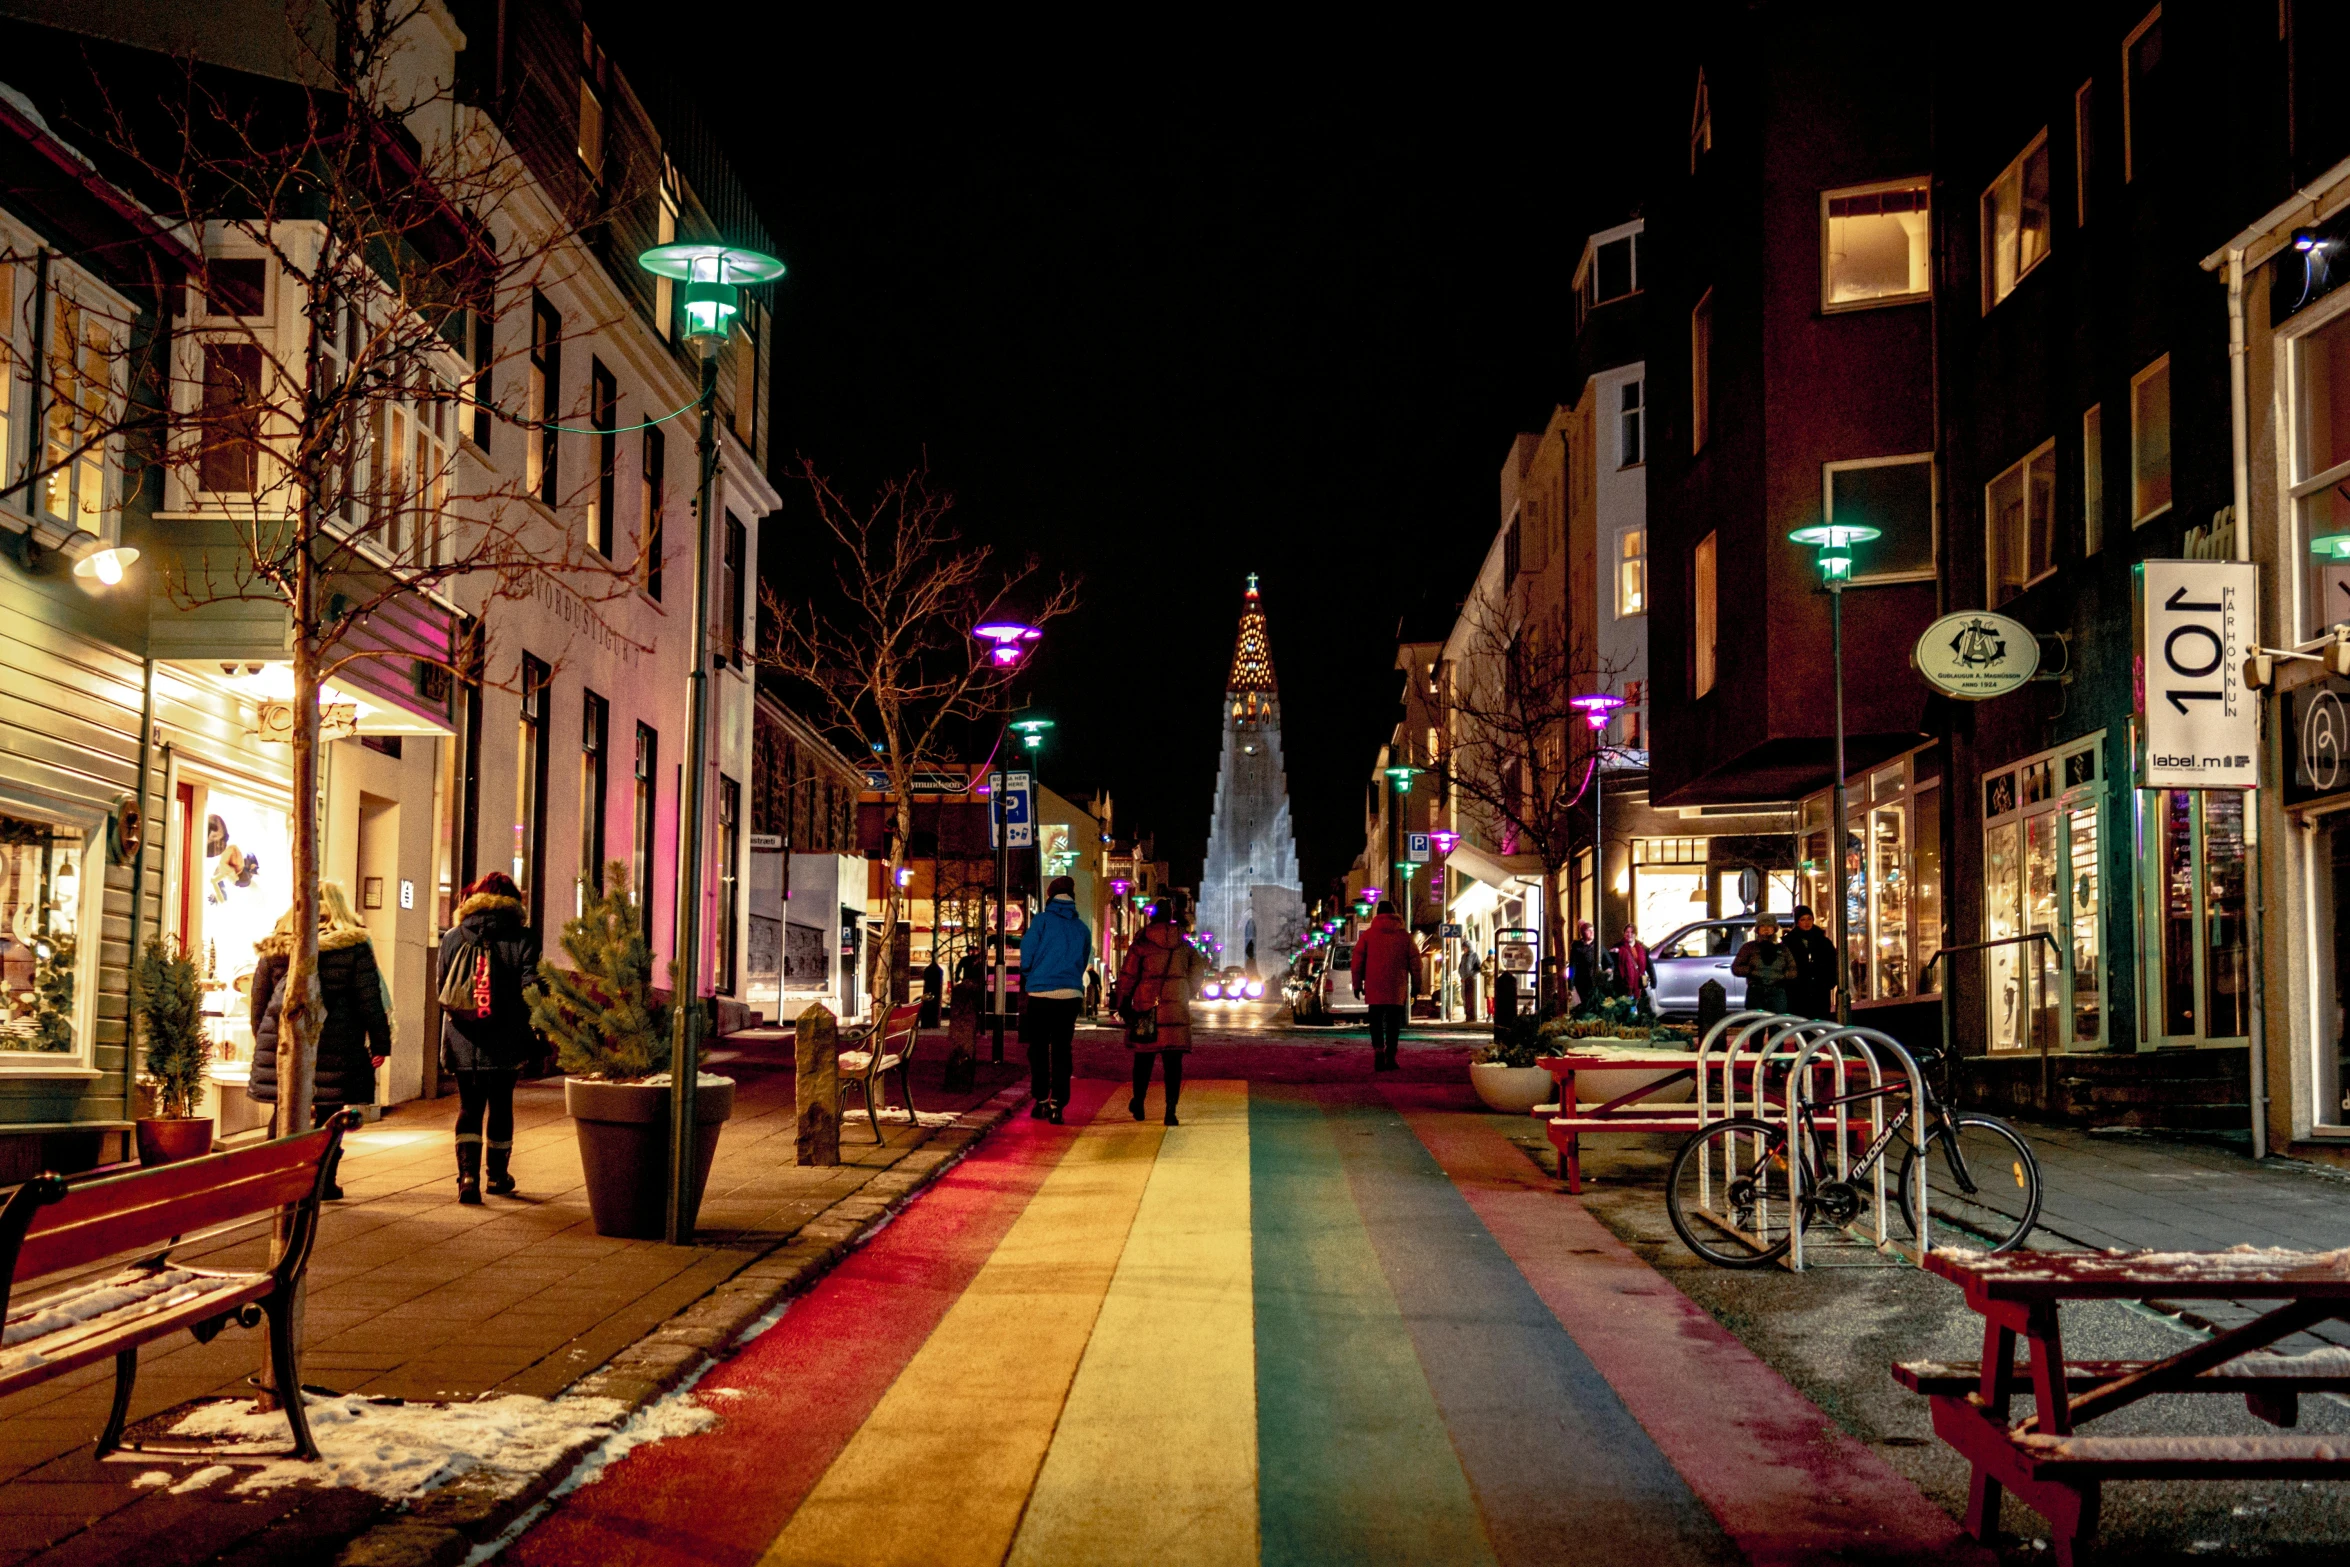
[1200,576,1303,971]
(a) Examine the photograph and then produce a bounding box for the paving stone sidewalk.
[0,1027,1027,1566]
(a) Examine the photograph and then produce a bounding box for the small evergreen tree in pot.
[133,935,212,1164]
[535,864,732,1238]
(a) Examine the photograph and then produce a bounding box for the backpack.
[437,934,492,1016]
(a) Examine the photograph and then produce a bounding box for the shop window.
[1983,736,2104,1052]
[1822,179,1930,310]
[641,425,665,601]
[1982,131,2052,312]
[2314,819,2350,1128]
[1987,440,2057,605]
[1690,289,1712,454]
[172,783,292,1079]
[2131,354,2171,524]
[633,721,658,914]
[0,815,89,1059]
[1824,454,1936,580]
[528,293,560,505]
[579,689,608,911]
[1796,749,1943,1008]
[516,654,550,927]
[2082,404,2105,554]
[2142,784,2248,1046]
[589,360,616,557]
[1692,531,1717,696]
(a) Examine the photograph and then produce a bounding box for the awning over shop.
[1443,841,1547,893]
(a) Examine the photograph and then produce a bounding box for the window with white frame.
[1823,454,1935,581]
[2290,303,2350,636]
[1982,132,2052,312]
[1616,527,1646,616]
[1987,439,2057,605]
[1618,377,1644,467]
[0,806,100,1066]
[2083,404,2105,554]
[1822,178,1929,309]
[1981,735,2104,1050]
[1796,751,1943,1005]
[1577,224,1643,332]
[367,391,450,565]
[0,253,20,501]
[2131,354,2171,524]
[1691,289,1712,454]
[41,286,122,537]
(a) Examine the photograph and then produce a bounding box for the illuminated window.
[1987,440,2057,605]
[1693,531,1717,697]
[1982,132,2052,312]
[2131,354,2171,524]
[1617,527,1647,617]
[2083,404,2104,554]
[1823,179,1929,310]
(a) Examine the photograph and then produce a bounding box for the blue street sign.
[991,771,1035,848]
[1406,832,1431,863]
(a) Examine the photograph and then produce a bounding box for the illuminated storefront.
[1795,746,1943,1012]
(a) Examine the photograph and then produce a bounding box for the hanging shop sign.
[2134,560,2260,790]
[256,700,360,743]
[1912,611,2039,699]
[2283,673,2350,807]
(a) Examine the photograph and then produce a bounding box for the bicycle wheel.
[1895,1114,2041,1253]
[1666,1118,1798,1268]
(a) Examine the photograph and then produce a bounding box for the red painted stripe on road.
[505,1082,1111,1567]
[1388,1097,1993,1567]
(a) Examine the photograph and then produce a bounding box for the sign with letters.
[2135,560,2259,790]
[990,771,1034,848]
[1913,611,2039,699]
[1405,832,1430,863]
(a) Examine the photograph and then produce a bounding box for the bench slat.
[0,1273,272,1399]
[14,1126,333,1284]
[1895,1357,2350,1395]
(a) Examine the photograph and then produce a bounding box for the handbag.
[1121,938,1165,1045]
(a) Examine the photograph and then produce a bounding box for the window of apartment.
[515,654,551,929]
[2124,7,2161,183]
[641,425,665,600]
[589,359,616,557]
[1624,679,1646,749]
[1823,454,1936,581]
[734,303,762,448]
[579,689,608,911]
[42,294,114,535]
[1797,752,1944,1005]
[1693,531,1718,697]
[198,343,263,494]
[1987,440,2058,606]
[2073,80,2097,226]
[2131,354,2171,524]
[722,511,747,664]
[364,386,449,564]
[468,305,493,450]
[1982,132,2052,312]
[2288,303,2350,636]
[0,261,15,495]
[1981,735,2105,1050]
[1691,289,1713,454]
[577,26,606,185]
[1619,377,1645,467]
[1594,232,1639,305]
[1616,527,1647,616]
[1690,69,1712,173]
[719,774,741,995]
[528,292,559,504]
[633,722,658,911]
[2082,405,2105,554]
[654,161,680,341]
[1822,179,1930,310]
[1503,509,1522,582]
[200,259,267,320]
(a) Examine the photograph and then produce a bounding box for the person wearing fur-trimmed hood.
[437,872,542,1204]
[250,881,393,1199]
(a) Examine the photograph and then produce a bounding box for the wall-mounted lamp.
[72,545,140,588]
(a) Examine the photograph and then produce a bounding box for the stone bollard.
[796,1002,840,1166]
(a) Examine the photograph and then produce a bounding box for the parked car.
[1647,917,1758,1020]
[1314,943,1366,1021]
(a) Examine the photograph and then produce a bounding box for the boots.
[456,1141,482,1206]
[485,1144,516,1197]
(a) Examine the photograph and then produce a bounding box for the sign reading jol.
[2135,559,2259,790]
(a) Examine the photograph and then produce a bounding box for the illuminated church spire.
[1201,576,1303,971]
[1228,574,1276,693]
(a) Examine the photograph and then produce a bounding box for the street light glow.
[636,244,786,345]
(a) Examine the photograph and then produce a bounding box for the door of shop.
[2138,787,2251,1048]
[1983,740,2103,1053]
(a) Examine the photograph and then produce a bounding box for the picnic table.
[1894,1246,2350,1566]
[1535,1043,1846,1194]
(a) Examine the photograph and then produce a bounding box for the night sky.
[594,20,1649,894]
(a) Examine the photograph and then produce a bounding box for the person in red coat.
[1350,902,1416,1072]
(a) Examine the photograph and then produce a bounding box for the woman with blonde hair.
[249,882,392,1197]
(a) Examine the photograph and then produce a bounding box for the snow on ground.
[161,1389,718,1501]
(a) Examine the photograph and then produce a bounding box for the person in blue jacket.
[1019,875,1091,1124]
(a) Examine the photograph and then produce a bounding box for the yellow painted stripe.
[760,1112,1163,1567]
[1008,1080,1257,1566]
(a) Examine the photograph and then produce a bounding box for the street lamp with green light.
[1786,519,1879,1023]
[635,240,783,1244]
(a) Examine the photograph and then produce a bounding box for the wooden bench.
[1898,1247,2350,1565]
[0,1112,356,1463]
[1536,1050,1842,1193]
[840,1003,922,1141]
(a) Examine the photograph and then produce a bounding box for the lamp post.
[1382,763,1423,922]
[1787,521,1879,1025]
[635,241,784,1245]
[1569,693,1626,994]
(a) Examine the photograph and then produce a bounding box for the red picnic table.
[1535,1047,1849,1194]
[1894,1246,2350,1565]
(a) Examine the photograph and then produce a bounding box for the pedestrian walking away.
[1614,924,1656,1007]
[1569,921,1600,1007]
[437,871,543,1205]
[1351,900,1415,1071]
[1114,888,1198,1125]
[1019,874,1090,1124]
[1730,912,1794,1017]
[248,881,392,1199]
[918,956,943,1028]
[1783,904,1837,1020]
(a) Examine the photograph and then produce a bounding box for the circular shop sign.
[1912,611,2040,700]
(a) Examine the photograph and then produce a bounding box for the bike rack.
[1685,1012,1847,1258]
[1783,1026,1934,1273]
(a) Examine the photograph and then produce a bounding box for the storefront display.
[1796,747,1942,1010]
[1982,735,2103,1052]
[0,814,86,1057]
[172,779,294,1071]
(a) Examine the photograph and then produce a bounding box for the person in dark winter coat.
[1784,905,1839,1020]
[1018,875,1091,1124]
[1114,890,1199,1125]
[1731,913,1795,1016]
[437,872,542,1204]
[249,882,392,1200]
[1350,902,1416,1071]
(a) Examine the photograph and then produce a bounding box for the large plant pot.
[135,1117,216,1167]
[565,1077,736,1239]
[1469,1063,1554,1114]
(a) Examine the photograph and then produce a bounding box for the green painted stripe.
[1250,1088,1497,1567]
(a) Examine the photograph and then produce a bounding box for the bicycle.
[1664,1047,2041,1268]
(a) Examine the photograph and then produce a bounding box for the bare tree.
[1442,585,1631,1012]
[760,462,1076,1066]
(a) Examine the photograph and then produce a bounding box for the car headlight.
[1245,981,1264,998]
[1202,982,1222,999]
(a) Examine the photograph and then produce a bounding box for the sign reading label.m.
[2134,559,2259,790]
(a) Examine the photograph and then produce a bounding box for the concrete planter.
[1469,1062,1554,1114]
[564,1076,736,1238]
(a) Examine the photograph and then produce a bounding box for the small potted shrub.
[533,865,734,1238]
[133,936,214,1165]
[1470,1015,1555,1113]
